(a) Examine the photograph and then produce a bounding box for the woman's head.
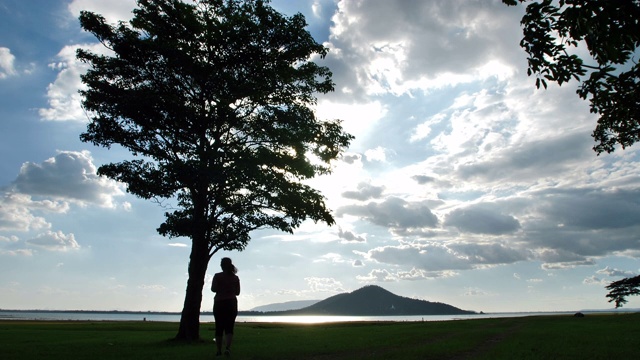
[220,257,237,274]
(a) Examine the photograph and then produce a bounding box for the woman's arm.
[211,274,218,293]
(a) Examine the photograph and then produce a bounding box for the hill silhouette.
[250,300,319,312]
[270,285,474,316]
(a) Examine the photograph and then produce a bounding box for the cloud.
[336,196,439,231]
[541,259,597,270]
[314,253,347,264]
[356,267,457,282]
[0,235,19,243]
[444,205,520,235]
[0,192,60,232]
[304,277,345,293]
[363,242,528,275]
[341,182,385,201]
[456,132,592,184]
[356,269,395,282]
[596,266,637,278]
[26,230,79,251]
[67,0,137,24]
[341,153,362,165]
[137,284,167,292]
[364,147,390,162]
[0,249,33,257]
[0,47,17,79]
[464,287,489,296]
[322,0,523,99]
[39,41,116,122]
[168,242,188,248]
[337,228,366,243]
[13,151,124,207]
[0,151,127,255]
[534,189,640,231]
[39,45,94,121]
[583,276,607,286]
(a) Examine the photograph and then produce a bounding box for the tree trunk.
[175,232,210,341]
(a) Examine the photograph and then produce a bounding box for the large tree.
[503,0,640,154]
[605,275,640,308]
[77,0,352,340]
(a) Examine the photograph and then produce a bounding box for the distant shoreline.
[2,309,637,324]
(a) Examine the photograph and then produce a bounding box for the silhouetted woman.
[211,257,240,357]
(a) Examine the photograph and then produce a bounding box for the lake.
[0,310,585,323]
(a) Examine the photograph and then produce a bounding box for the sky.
[1,0,640,314]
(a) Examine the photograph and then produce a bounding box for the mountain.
[250,300,320,312]
[273,285,475,316]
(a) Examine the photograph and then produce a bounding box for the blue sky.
[1,0,639,313]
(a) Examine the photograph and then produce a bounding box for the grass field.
[1,313,638,359]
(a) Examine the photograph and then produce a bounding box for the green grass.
[1,313,638,359]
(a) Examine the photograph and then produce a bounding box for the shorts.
[213,298,238,337]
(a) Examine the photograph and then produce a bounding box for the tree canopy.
[503,0,640,153]
[605,275,640,308]
[77,0,352,340]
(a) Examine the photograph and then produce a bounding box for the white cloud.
[0,235,19,243]
[596,266,637,278]
[364,147,389,162]
[14,151,124,208]
[39,44,98,121]
[138,284,167,292]
[26,230,79,251]
[40,1,141,121]
[323,0,524,99]
[356,269,395,282]
[0,192,57,232]
[304,277,345,293]
[464,287,489,296]
[0,47,17,79]
[67,0,137,24]
[583,276,607,286]
[168,243,188,248]
[0,249,33,256]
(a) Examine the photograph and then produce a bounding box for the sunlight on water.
[237,315,372,324]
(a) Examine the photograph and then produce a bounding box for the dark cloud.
[336,196,439,230]
[341,153,362,164]
[337,228,366,243]
[365,241,528,274]
[341,182,385,201]
[535,188,640,230]
[449,243,528,265]
[457,132,591,183]
[412,175,436,184]
[444,205,520,235]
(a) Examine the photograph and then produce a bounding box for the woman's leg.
[225,333,233,350]
[213,302,224,355]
